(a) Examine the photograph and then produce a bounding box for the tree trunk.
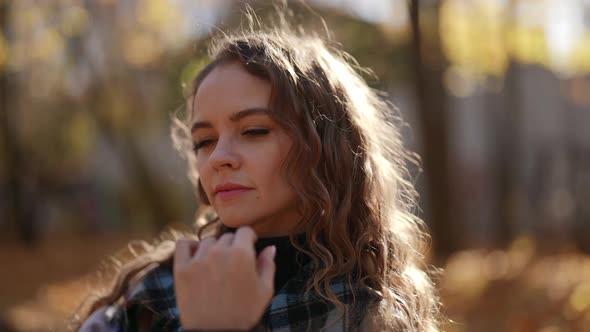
[0,2,38,245]
[409,0,456,258]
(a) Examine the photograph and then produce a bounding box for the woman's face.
[190,61,301,237]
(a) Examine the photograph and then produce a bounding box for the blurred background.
[1,0,589,331]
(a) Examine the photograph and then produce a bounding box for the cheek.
[258,147,291,194]
[195,159,212,194]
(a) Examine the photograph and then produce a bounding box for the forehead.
[190,62,272,119]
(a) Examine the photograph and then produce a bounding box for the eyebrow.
[191,108,271,133]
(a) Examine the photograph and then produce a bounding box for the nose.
[208,136,240,170]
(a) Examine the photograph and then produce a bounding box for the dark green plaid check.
[107,260,378,331]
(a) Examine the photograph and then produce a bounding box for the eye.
[242,128,270,136]
[193,139,215,152]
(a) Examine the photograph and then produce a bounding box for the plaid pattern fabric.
[105,261,378,332]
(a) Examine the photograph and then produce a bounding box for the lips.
[214,182,253,200]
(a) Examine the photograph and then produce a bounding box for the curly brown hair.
[74,9,440,332]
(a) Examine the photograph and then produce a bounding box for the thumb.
[257,245,276,290]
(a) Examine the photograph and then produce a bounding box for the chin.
[219,214,256,229]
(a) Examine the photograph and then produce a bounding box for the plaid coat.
[80,260,379,332]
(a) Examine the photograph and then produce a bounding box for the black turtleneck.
[254,234,309,294]
[223,227,309,294]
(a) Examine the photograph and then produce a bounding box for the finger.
[193,237,216,261]
[174,238,198,269]
[216,232,235,247]
[257,245,276,291]
[232,226,257,252]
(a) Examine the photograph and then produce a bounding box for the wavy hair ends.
[73,8,440,332]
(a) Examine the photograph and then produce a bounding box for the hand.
[173,226,276,331]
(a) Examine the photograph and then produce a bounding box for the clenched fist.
[173,226,276,331]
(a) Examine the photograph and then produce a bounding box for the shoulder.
[124,261,177,317]
[79,305,119,332]
[265,272,380,331]
[82,262,181,332]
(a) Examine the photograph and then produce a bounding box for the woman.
[76,16,440,332]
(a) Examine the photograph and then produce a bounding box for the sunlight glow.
[441,0,590,96]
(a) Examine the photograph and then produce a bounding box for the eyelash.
[192,140,212,152]
[192,128,270,152]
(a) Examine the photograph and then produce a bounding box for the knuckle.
[219,233,234,241]
[189,259,209,274]
[174,265,194,280]
[232,246,252,260]
[207,246,224,258]
[238,226,255,237]
[201,237,215,246]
